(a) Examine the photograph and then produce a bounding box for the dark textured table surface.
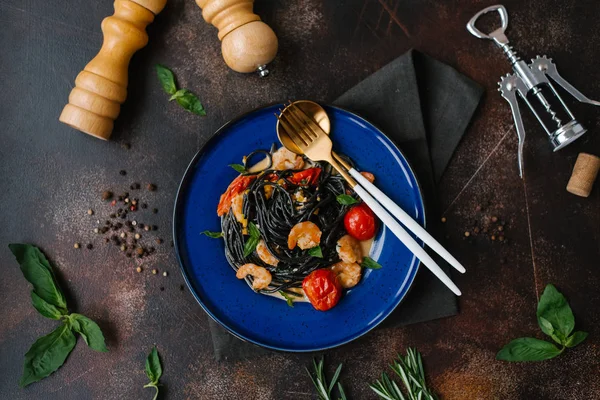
[1,0,599,399]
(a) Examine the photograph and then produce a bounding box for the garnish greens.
[306,357,347,400]
[155,64,206,116]
[308,245,323,258]
[144,346,162,400]
[336,194,359,206]
[200,230,223,238]
[279,291,295,307]
[229,164,246,173]
[361,257,382,270]
[497,284,587,362]
[370,348,438,400]
[8,244,107,387]
[243,222,261,257]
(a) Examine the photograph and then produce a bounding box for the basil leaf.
[168,88,186,101]
[308,246,323,258]
[279,291,295,307]
[9,244,67,310]
[31,291,66,320]
[361,257,382,270]
[538,316,562,345]
[175,89,206,116]
[243,222,260,257]
[229,164,246,173]
[565,331,588,348]
[155,64,177,95]
[200,230,223,239]
[496,338,563,362]
[537,284,574,343]
[336,194,358,206]
[69,314,108,352]
[145,346,162,385]
[19,323,76,387]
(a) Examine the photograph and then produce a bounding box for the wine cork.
[566,153,600,197]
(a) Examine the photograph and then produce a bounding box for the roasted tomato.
[217,175,256,216]
[302,269,342,311]
[288,168,321,186]
[344,203,377,241]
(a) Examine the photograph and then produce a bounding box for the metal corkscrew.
[467,5,600,177]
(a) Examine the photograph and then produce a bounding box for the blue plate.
[174,104,425,352]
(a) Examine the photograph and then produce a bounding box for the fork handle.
[350,169,466,274]
[353,184,462,296]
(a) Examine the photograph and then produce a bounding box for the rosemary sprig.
[306,357,347,400]
[370,348,438,400]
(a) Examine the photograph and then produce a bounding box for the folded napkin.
[208,49,483,360]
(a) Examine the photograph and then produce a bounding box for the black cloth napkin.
[208,49,483,360]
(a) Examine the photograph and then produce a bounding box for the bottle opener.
[467,4,600,177]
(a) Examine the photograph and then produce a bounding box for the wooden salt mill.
[59,0,167,140]
[195,0,278,76]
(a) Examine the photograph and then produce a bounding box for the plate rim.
[172,102,426,352]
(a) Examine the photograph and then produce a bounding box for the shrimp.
[360,171,375,183]
[256,239,279,267]
[230,193,247,227]
[331,261,362,288]
[272,147,304,170]
[287,221,322,250]
[236,263,272,290]
[336,234,362,263]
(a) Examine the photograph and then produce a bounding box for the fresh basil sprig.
[308,245,323,258]
[155,64,206,116]
[9,244,107,387]
[336,194,359,206]
[497,284,588,362]
[361,257,382,270]
[243,222,261,257]
[229,164,247,173]
[200,230,223,239]
[144,346,162,400]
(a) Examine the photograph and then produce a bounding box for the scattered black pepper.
[160,287,165,291]
[122,142,131,150]
[152,225,158,231]
[141,203,148,209]
[152,208,158,214]
[119,170,127,176]
[102,191,113,201]
[86,243,93,250]
[180,285,184,291]
[147,183,157,191]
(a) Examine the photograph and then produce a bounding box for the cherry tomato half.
[302,269,342,311]
[288,168,322,186]
[344,203,377,241]
[217,175,256,216]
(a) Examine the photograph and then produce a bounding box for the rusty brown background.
[1,0,599,399]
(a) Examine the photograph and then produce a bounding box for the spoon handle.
[352,184,462,296]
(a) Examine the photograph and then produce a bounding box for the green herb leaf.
[336,194,359,206]
[9,244,67,311]
[361,257,382,270]
[279,291,295,307]
[537,284,575,343]
[496,337,563,362]
[69,314,108,352]
[308,246,323,258]
[19,323,76,387]
[243,222,261,257]
[145,347,162,384]
[538,316,562,345]
[306,357,346,400]
[168,88,187,101]
[229,164,246,173]
[200,230,223,239]
[31,291,66,320]
[174,89,206,116]
[155,64,177,95]
[565,331,588,348]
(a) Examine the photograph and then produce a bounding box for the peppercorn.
[120,245,127,251]
[104,238,110,243]
[491,235,496,241]
[156,238,163,244]
[124,198,129,203]
[152,225,158,231]
[491,216,498,223]
[152,269,158,275]
[136,266,142,273]
[475,205,482,212]
[93,228,99,234]
[180,285,184,291]
[144,225,150,231]
[86,243,93,250]
[152,208,158,214]
[162,271,168,277]
[119,170,127,176]
[441,217,447,223]
[135,233,141,239]
[87,209,94,215]
[126,252,132,258]
[130,206,137,212]
[464,231,470,237]
[499,235,505,242]
[136,247,144,256]
[141,203,148,209]
[147,183,157,191]
[122,142,131,150]
[160,287,165,291]
[473,227,480,234]
[74,243,80,249]
[498,225,504,232]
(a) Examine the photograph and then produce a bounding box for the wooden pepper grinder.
[59,0,167,140]
[195,0,278,76]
